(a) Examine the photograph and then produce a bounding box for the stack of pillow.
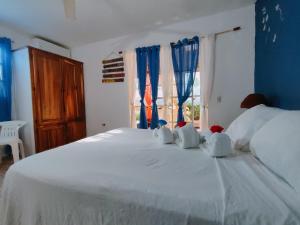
[225,104,283,152]
[225,104,300,193]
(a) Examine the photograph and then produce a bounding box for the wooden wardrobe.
[13,47,86,155]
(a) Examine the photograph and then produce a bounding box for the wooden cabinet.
[66,121,86,143]
[62,59,86,121]
[62,59,86,143]
[31,50,65,125]
[27,47,86,153]
[36,124,67,152]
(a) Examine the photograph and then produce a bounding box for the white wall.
[0,24,31,50]
[13,48,36,156]
[72,5,255,136]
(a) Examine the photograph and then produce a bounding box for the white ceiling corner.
[0,0,255,48]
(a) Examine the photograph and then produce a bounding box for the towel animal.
[156,127,174,144]
[204,133,233,157]
[174,124,200,149]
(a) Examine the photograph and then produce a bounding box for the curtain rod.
[170,26,242,45]
[215,26,241,36]
[200,26,241,39]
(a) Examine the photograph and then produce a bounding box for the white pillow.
[250,111,300,193]
[226,104,283,151]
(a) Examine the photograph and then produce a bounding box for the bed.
[1,127,300,225]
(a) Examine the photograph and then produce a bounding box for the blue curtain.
[0,38,12,122]
[136,47,148,129]
[147,45,160,129]
[171,36,200,123]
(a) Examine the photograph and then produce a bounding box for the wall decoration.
[259,2,284,44]
[103,73,125,78]
[101,51,125,83]
[255,0,300,109]
[102,78,124,83]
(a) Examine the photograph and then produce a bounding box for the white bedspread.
[0,128,300,225]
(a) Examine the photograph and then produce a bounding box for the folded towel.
[175,124,200,149]
[153,128,159,137]
[199,130,212,144]
[157,127,174,144]
[204,133,233,157]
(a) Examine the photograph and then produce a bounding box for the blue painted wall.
[255,0,300,109]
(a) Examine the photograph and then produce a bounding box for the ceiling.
[0,0,255,48]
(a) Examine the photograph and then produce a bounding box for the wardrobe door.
[66,121,86,143]
[62,59,85,120]
[31,49,65,125]
[62,59,86,142]
[36,124,67,152]
[30,48,67,152]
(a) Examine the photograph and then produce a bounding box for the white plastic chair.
[0,121,26,163]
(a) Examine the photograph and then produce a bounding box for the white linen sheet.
[0,128,300,225]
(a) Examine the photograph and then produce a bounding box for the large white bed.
[1,127,300,225]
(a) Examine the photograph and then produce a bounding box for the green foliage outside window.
[186,102,200,121]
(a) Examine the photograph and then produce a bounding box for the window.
[165,71,200,129]
[134,71,200,129]
[134,69,165,128]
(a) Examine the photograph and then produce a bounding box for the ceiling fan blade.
[64,0,76,20]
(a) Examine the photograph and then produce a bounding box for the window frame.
[134,69,200,129]
[168,70,200,129]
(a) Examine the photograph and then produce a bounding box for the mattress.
[0,128,300,225]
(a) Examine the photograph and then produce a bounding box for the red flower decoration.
[210,125,224,133]
[177,121,187,128]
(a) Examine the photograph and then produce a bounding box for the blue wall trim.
[255,0,300,109]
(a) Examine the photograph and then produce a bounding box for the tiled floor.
[0,157,13,192]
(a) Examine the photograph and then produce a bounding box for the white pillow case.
[226,104,283,151]
[250,111,300,193]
